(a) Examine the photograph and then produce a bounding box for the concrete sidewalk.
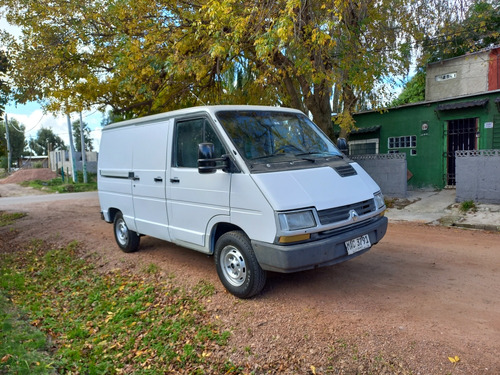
[384,189,500,232]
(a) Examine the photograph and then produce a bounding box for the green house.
[351,91,500,189]
[350,47,500,189]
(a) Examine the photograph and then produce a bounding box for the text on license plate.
[345,234,371,255]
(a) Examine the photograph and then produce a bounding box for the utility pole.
[4,113,12,173]
[66,114,78,183]
[79,112,88,183]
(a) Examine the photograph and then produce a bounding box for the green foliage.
[72,120,94,152]
[5,0,492,138]
[422,1,500,63]
[2,0,430,137]
[29,128,66,156]
[0,241,232,374]
[460,200,477,213]
[0,118,27,162]
[392,69,426,107]
[20,175,97,193]
[396,1,498,106]
[0,50,10,118]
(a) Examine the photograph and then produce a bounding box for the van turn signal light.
[279,234,311,243]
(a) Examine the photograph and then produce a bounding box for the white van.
[98,105,387,298]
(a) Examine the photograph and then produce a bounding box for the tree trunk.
[304,81,334,141]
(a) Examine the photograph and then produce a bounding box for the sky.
[1,17,104,152]
[5,102,105,153]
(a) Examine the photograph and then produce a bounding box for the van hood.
[250,163,380,211]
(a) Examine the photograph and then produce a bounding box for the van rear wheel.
[113,212,140,253]
[214,231,266,298]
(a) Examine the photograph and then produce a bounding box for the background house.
[49,150,98,177]
[17,155,49,169]
[351,46,500,191]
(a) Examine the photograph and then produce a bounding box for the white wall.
[49,150,98,176]
[425,51,489,101]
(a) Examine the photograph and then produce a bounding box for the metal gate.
[447,118,477,185]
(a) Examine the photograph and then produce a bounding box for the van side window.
[174,118,226,168]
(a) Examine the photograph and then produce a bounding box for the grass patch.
[0,240,233,374]
[459,200,477,213]
[0,212,26,227]
[20,174,97,193]
[0,293,58,374]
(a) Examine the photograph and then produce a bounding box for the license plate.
[345,234,371,255]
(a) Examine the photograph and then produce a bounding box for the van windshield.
[216,110,342,162]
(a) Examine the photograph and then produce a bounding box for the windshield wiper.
[294,152,343,162]
[294,152,317,162]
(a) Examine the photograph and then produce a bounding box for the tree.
[421,1,500,64]
[72,120,94,152]
[0,51,10,119]
[29,128,66,156]
[3,0,446,139]
[394,0,499,106]
[391,68,426,107]
[0,118,26,166]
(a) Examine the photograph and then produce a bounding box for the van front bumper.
[251,216,388,273]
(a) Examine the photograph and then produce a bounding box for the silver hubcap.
[116,219,129,246]
[221,246,246,287]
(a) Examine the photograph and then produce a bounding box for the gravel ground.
[1,169,499,374]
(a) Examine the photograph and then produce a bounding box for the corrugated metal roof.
[435,98,489,111]
[350,125,381,134]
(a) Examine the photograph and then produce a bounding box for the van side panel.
[229,174,276,243]
[131,121,170,241]
[98,127,136,230]
[168,169,230,247]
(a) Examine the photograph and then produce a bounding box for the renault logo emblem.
[349,210,359,222]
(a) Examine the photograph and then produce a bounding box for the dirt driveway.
[1,194,499,374]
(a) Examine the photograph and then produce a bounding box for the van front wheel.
[113,212,140,253]
[215,231,266,298]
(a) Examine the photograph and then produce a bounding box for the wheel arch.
[107,207,120,223]
[209,222,245,255]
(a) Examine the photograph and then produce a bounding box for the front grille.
[317,199,376,225]
[317,217,379,239]
[334,164,357,177]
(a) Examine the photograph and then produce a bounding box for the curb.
[448,223,500,232]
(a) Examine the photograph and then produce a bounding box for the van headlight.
[374,191,385,210]
[278,210,316,231]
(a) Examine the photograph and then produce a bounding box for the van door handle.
[154,177,163,182]
[170,178,180,183]
[128,172,140,181]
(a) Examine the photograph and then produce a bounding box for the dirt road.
[1,195,499,374]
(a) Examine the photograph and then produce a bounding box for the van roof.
[103,105,303,130]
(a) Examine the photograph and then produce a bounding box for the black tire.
[214,231,267,298]
[113,212,140,253]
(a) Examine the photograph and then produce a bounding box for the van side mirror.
[198,143,229,174]
[337,138,349,155]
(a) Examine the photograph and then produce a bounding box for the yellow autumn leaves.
[4,0,425,134]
